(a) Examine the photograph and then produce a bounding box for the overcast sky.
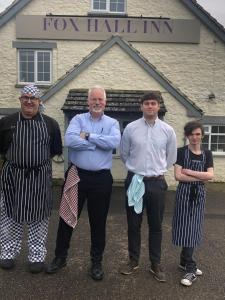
[0,0,225,26]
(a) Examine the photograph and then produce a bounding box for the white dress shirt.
[120,117,177,176]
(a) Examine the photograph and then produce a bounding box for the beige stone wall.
[0,0,225,183]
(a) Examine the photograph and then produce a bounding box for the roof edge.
[181,0,225,43]
[0,0,32,28]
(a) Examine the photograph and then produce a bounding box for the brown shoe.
[120,259,139,275]
[150,263,166,282]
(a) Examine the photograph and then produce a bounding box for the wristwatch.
[85,132,90,140]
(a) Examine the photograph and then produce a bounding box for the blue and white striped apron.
[172,147,206,247]
[0,113,52,223]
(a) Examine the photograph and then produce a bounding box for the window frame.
[202,124,225,156]
[17,49,52,85]
[91,0,126,14]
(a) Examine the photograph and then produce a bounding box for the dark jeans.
[125,172,167,265]
[55,167,113,263]
[180,247,197,273]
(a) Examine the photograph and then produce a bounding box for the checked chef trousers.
[0,200,49,263]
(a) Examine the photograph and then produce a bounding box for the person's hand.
[80,132,86,139]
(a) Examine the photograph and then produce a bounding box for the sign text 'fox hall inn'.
[16,16,200,43]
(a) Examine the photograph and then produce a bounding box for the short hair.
[184,121,205,136]
[141,92,161,104]
[88,86,106,100]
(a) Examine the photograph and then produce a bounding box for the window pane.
[37,51,51,82]
[19,50,34,82]
[43,73,50,81]
[211,144,217,151]
[37,52,44,62]
[20,72,27,82]
[217,144,225,152]
[211,126,219,133]
[93,0,106,10]
[110,3,117,11]
[44,62,50,73]
[202,135,209,144]
[20,51,28,61]
[44,52,50,61]
[100,1,106,9]
[218,126,225,133]
[110,0,124,12]
[211,136,218,143]
[38,61,44,72]
[117,3,125,11]
[203,125,210,134]
[218,136,225,143]
[20,62,26,72]
[38,72,43,81]
[93,0,99,9]
[38,72,50,82]
[29,63,34,72]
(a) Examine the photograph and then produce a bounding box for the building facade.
[0,0,225,185]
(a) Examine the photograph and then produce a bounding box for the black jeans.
[180,247,197,273]
[55,167,113,263]
[125,172,167,264]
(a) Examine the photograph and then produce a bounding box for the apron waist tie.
[8,160,50,178]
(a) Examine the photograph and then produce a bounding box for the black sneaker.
[181,273,197,286]
[150,263,166,282]
[29,262,44,274]
[0,259,15,270]
[120,259,139,275]
[90,262,104,281]
[45,257,67,274]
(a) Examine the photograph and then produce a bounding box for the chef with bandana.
[0,85,62,273]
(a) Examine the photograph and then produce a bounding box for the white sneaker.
[181,273,197,286]
[178,264,203,276]
[195,268,203,276]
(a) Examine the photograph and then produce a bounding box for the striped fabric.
[172,147,206,247]
[59,165,80,228]
[1,113,52,222]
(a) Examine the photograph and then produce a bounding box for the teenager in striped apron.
[172,121,214,286]
[0,85,62,273]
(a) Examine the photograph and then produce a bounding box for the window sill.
[15,84,52,89]
[212,152,225,156]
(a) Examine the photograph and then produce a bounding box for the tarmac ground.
[0,184,224,300]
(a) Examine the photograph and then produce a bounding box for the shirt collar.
[142,116,159,127]
[88,112,104,121]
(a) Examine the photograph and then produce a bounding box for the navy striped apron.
[172,147,206,247]
[0,113,52,223]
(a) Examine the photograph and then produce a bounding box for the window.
[202,125,225,153]
[92,0,125,13]
[113,119,131,155]
[18,49,52,84]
